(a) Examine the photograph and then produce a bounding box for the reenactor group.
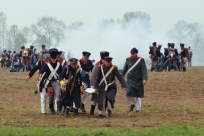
[0,45,39,72]
[0,50,12,68]
[0,42,193,118]
[22,46,147,118]
[149,42,192,72]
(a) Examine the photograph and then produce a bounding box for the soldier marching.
[1,41,195,119]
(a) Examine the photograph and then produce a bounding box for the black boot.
[49,104,55,115]
[183,67,186,72]
[98,114,107,118]
[129,105,135,112]
[57,101,61,114]
[80,103,86,113]
[74,109,78,118]
[90,105,96,115]
[70,106,73,112]
[65,107,69,117]
[108,109,112,117]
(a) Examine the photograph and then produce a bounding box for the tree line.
[0,11,204,54]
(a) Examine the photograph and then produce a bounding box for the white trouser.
[72,102,78,109]
[126,96,142,111]
[40,88,47,113]
[81,93,89,105]
[54,99,57,111]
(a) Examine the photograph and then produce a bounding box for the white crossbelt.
[124,58,141,79]
[61,60,65,67]
[99,66,115,91]
[44,62,60,88]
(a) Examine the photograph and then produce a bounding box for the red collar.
[128,56,138,60]
[80,58,88,64]
[80,58,85,64]
[57,57,63,63]
[96,60,103,66]
[102,63,113,67]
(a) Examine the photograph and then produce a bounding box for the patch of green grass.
[1,124,204,136]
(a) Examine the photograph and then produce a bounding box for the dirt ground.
[0,67,204,129]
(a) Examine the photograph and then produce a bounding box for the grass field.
[0,66,204,135]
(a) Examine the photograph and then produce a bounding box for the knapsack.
[184,48,189,57]
[22,49,29,57]
[168,48,176,58]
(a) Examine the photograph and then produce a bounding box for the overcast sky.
[1,0,204,35]
[1,0,203,66]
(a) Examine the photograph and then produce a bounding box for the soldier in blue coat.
[26,53,50,115]
[39,48,63,115]
[59,58,82,118]
[79,51,94,112]
[122,48,147,112]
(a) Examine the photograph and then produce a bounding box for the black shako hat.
[180,43,185,47]
[82,51,91,58]
[21,46,25,49]
[42,45,46,48]
[49,48,58,59]
[152,42,157,46]
[168,43,171,47]
[69,58,78,65]
[100,51,109,59]
[158,45,162,48]
[104,56,113,62]
[57,51,62,57]
[171,43,175,48]
[30,45,34,49]
[130,47,138,53]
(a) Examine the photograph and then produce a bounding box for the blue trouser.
[60,85,81,109]
[10,64,23,72]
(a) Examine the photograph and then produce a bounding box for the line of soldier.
[25,46,147,118]
[149,42,192,72]
[0,45,40,72]
[0,50,12,68]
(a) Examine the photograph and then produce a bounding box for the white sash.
[99,66,115,91]
[124,58,141,79]
[61,60,65,67]
[44,62,60,88]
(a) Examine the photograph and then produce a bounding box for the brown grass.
[0,67,204,129]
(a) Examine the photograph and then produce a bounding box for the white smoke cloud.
[58,18,166,69]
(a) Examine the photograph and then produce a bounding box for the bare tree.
[122,11,152,37]
[14,33,27,51]
[68,21,84,29]
[0,12,7,49]
[188,22,204,53]
[167,20,191,44]
[123,11,151,23]
[21,27,32,42]
[6,25,27,51]
[31,16,67,49]
[167,20,204,53]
